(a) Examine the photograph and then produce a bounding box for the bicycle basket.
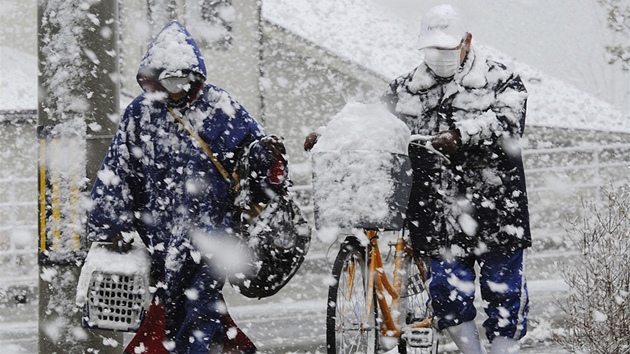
[312,151,412,230]
[76,241,152,332]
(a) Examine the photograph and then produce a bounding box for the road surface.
[1,237,573,353]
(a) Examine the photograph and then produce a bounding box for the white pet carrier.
[76,239,152,332]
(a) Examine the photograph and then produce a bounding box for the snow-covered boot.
[446,321,487,354]
[490,336,519,354]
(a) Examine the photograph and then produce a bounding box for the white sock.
[491,336,519,354]
[446,321,487,354]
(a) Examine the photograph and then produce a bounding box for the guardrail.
[0,176,38,284]
[0,144,628,283]
[523,143,630,196]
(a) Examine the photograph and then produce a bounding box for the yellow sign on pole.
[38,127,87,260]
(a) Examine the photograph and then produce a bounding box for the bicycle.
[319,135,444,354]
[326,229,438,354]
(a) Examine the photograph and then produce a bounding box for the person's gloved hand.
[260,135,286,160]
[111,235,134,253]
[303,132,319,152]
[431,130,461,155]
[260,135,286,185]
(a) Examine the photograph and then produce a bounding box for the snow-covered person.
[87,21,286,354]
[380,4,531,354]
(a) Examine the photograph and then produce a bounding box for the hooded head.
[137,21,207,107]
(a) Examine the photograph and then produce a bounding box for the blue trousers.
[427,249,529,341]
[166,261,226,354]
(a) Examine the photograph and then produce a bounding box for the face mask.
[160,76,191,94]
[423,48,461,78]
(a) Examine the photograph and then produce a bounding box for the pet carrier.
[76,240,152,332]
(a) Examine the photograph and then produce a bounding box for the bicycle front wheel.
[326,237,378,354]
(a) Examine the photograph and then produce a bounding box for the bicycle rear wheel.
[326,237,378,354]
[398,256,439,354]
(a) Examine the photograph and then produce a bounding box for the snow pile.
[312,101,411,154]
[311,101,412,230]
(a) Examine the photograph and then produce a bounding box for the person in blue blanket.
[87,21,285,354]
[379,4,531,354]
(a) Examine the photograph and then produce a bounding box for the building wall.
[117,0,151,98]
[203,0,262,118]
[0,0,37,57]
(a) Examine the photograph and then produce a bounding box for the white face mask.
[423,47,461,78]
[160,76,191,94]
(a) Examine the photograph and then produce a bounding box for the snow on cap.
[417,4,467,50]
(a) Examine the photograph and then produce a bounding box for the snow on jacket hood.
[136,21,207,91]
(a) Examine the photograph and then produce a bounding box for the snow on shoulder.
[311,101,412,233]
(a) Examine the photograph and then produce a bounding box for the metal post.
[38,0,121,353]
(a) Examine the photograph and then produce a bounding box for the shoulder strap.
[167,107,236,187]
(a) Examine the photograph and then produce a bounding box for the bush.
[556,186,630,354]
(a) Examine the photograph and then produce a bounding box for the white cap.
[417,4,467,49]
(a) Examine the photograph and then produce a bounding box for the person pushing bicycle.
[306,4,531,354]
[380,4,531,354]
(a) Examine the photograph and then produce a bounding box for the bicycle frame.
[362,230,433,338]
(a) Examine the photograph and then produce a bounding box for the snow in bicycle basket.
[76,240,152,332]
[311,101,413,230]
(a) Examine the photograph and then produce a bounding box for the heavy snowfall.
[1,0,629,353]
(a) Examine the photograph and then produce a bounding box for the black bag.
[229,143,312,299]
[229,193,311,298]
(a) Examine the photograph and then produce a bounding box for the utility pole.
[38,0,121,353]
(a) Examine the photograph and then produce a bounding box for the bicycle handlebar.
[409,134,451,164]
[409,134,432,143]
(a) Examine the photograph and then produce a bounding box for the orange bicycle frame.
[363,230,432,337]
